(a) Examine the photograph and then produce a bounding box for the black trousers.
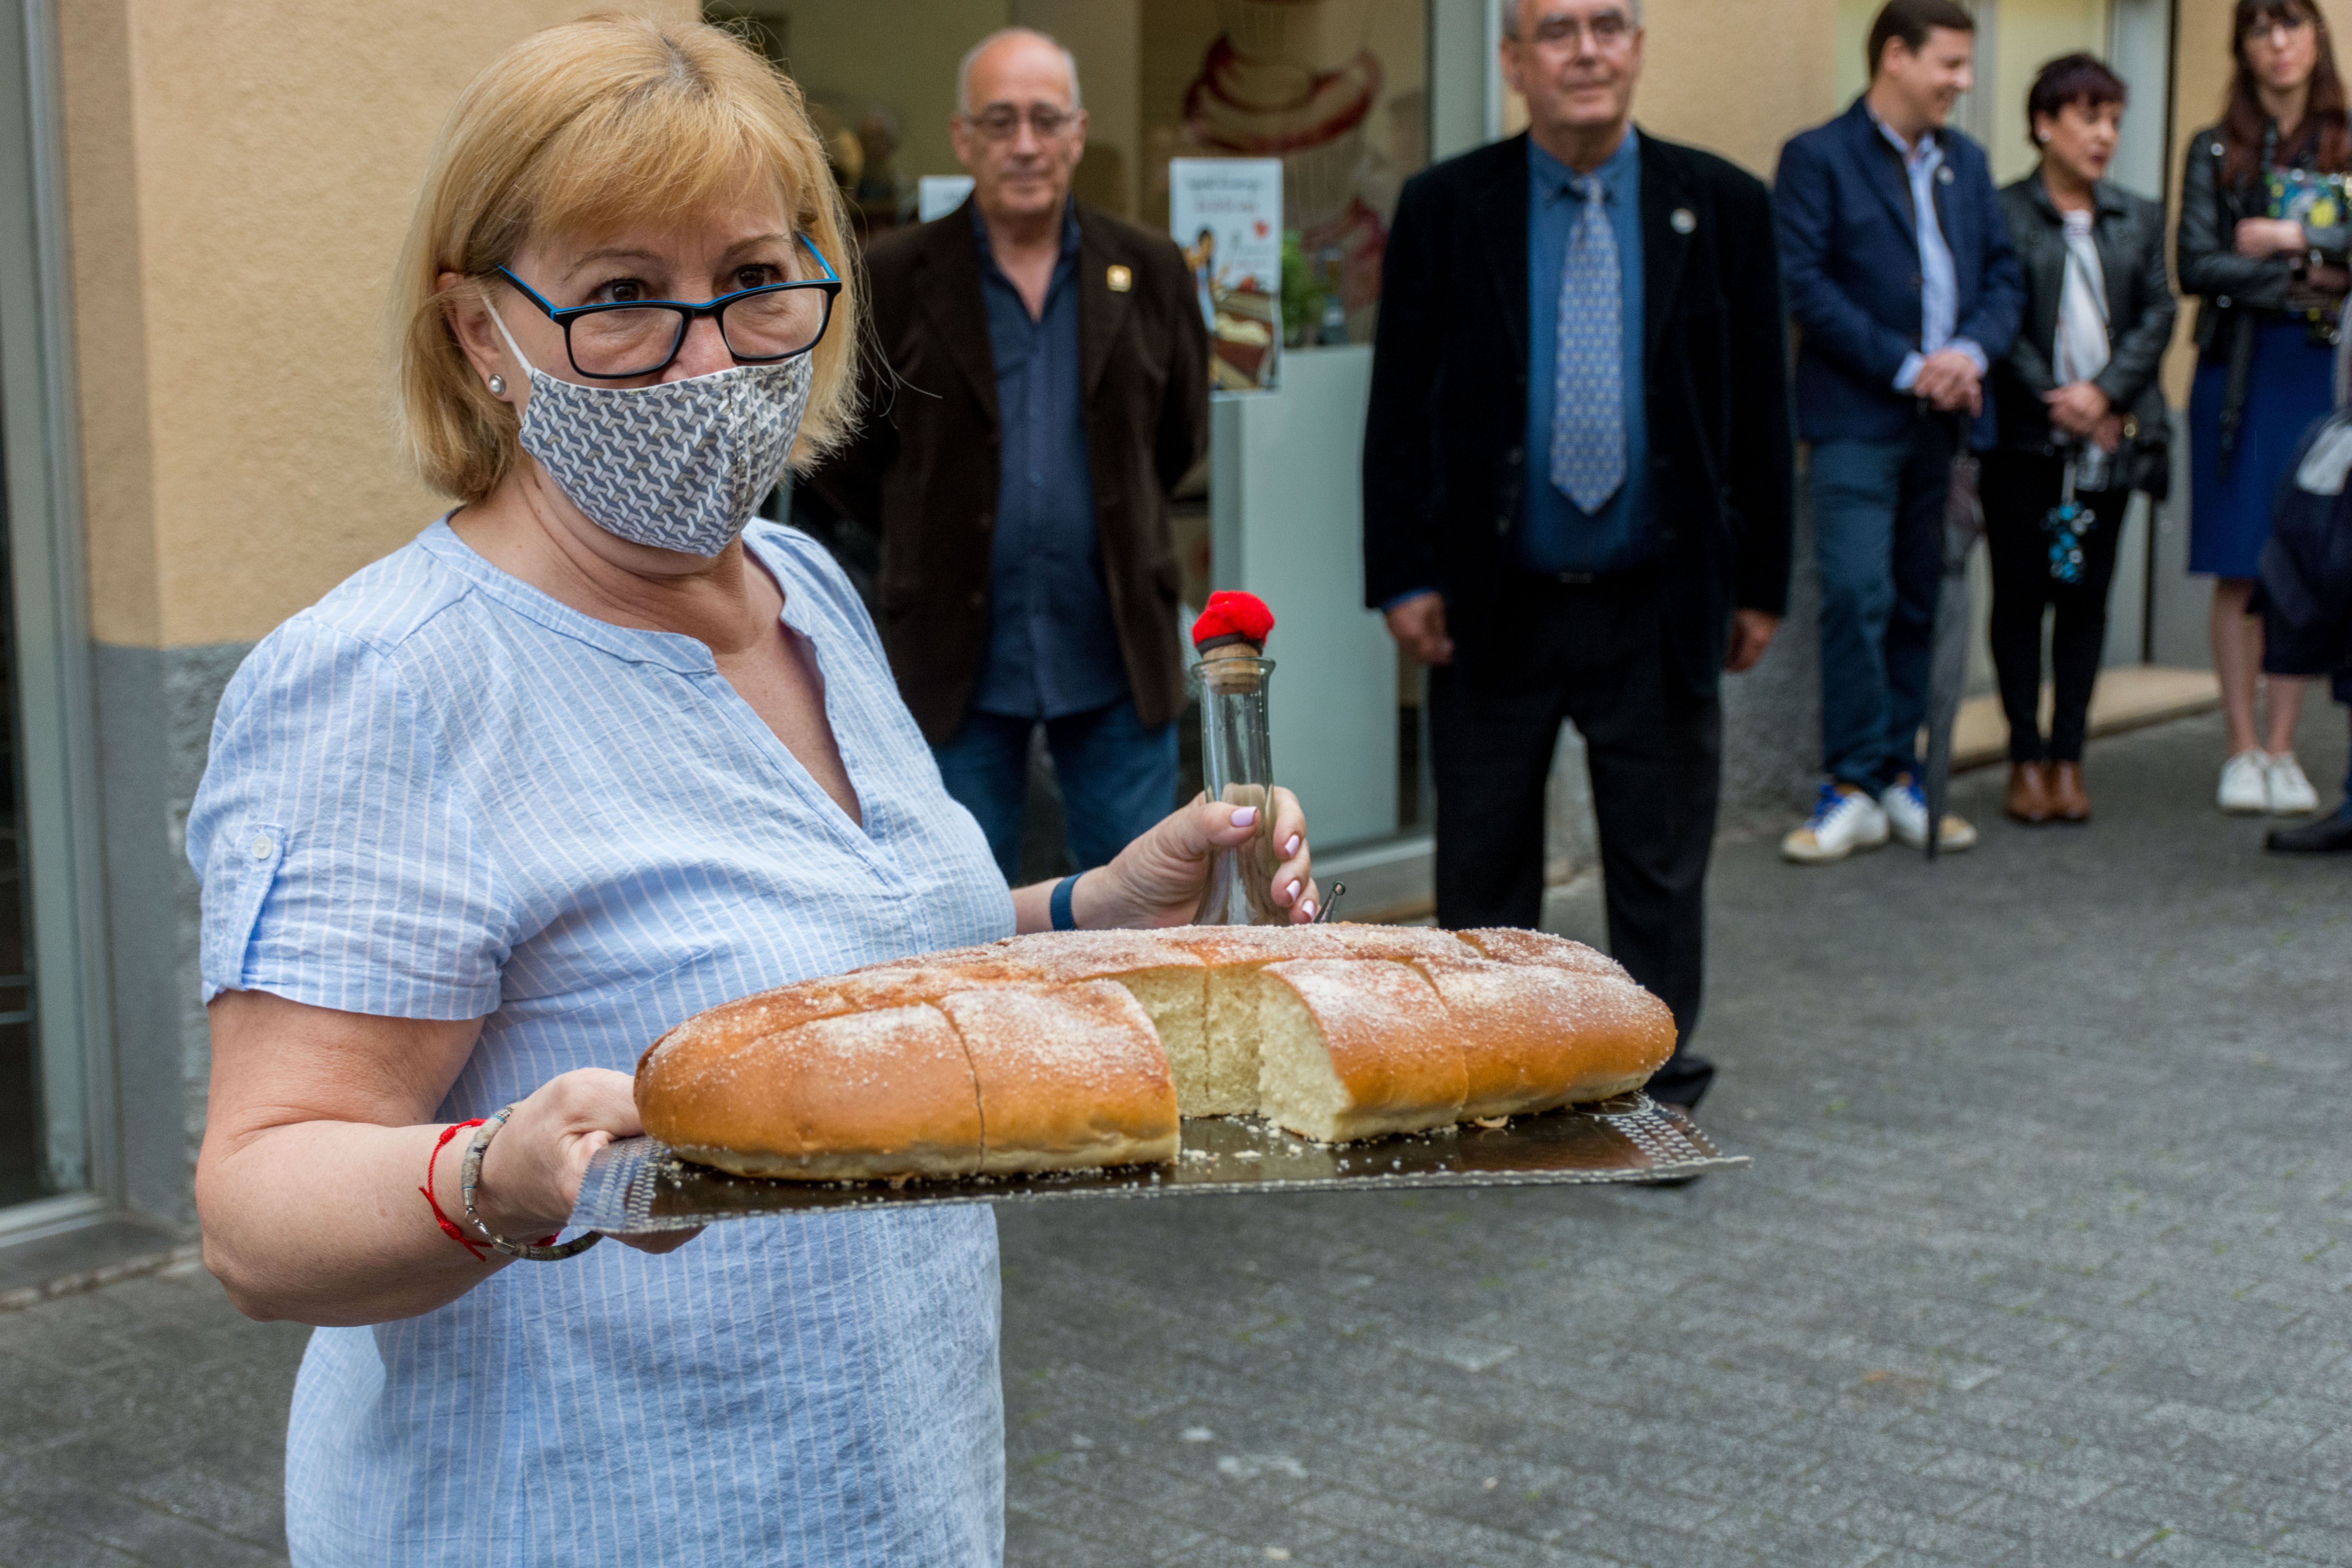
[1429,567,1722,1107]
[1981,452,2128,763]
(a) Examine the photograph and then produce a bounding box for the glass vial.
[1188,653,1279,924]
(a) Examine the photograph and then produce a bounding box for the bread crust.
[1455,927,1629,980]
[1411,957,1676,1116]
[938,981,1180,1173]
[1256,958,1468,1140]
[637,1002,985,1180]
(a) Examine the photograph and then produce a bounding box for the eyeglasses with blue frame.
[495,232,841,380]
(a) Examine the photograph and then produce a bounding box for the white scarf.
[2053,208,2110,388]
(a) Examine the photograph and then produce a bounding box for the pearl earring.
[488,374,506,396]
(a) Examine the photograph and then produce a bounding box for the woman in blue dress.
[185,18,1317,1565]
[2180,0,2351,817]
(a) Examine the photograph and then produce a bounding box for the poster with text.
[1170,158,1283,395]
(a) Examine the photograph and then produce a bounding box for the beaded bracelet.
[459,1103,604,1261]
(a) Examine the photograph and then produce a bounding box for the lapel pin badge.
[1106,264,1133,292]
[1937,165,1955,185]
[1670,207,1696,235]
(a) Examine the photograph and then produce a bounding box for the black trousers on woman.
[1981,451,2129,764]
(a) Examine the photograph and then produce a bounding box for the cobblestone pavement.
[2,708,2346,1566]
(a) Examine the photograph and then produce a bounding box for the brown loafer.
[2005,762,2053,824]
[2049,761,2091,823]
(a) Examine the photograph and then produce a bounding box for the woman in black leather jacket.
[2178,0,2351,819]
[1989,55,2175,826]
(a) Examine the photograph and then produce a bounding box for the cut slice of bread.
[995,932,1213,1114]
[1154,926,1350,1114]
[938,981,1180,1173]
[1254,958,1468,1142]
[1410,957,1677,1117]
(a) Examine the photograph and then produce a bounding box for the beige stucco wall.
[59,0,697,651]
[1638,0,1846,176]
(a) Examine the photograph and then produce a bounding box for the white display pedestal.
[1209,345,1399,850]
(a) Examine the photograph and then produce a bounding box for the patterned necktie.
[1549,174,1626,514]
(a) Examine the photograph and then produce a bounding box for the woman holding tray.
[2179,0,2351,816]
[186,18,1316,1565]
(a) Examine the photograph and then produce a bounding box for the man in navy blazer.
[1773,0,2022,865]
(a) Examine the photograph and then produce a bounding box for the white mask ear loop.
[485,299,540,382]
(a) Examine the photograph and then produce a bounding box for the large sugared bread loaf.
[634,923,1677,1179]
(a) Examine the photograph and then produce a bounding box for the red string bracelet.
[422,1120,490,1261]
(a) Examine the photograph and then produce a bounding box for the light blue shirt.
[1523,130,1652,574]
[188,518,1013,1566]
[1872,111,1986,391]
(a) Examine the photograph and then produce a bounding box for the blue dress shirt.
[1523,130,1651,575]
[971,201,1129,720]
[1871,112,1987,390]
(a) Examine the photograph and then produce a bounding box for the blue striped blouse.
[187,518,1014,1565]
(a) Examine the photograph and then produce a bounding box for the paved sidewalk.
[2,708,2345,1566]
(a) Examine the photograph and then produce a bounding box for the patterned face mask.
[490,305,811,557]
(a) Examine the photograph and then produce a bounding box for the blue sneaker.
[1781,783,1890,864]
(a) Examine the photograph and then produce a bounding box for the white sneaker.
[1881,776,1978,852]
[2267,753,2320,815]
[1781,783,1890,864]
[2218,751,2270,814]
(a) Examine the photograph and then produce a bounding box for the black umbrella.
[1920,417,1984,861]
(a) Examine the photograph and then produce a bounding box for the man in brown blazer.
[807,28,1210,882]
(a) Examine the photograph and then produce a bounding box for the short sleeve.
[187,618,512,1017]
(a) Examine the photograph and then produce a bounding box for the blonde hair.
[393,13,861,503]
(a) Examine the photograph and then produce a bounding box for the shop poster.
[1170,158,1283,395]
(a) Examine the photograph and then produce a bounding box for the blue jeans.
[1809,422,1953,792]
[932,698,1179,884]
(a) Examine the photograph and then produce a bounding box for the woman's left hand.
[1058,788,1318,931]
[2236,217,2307,259]
[2043,380,2111,439]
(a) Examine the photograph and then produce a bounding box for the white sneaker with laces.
[2218,750,2270,814]
[1781,784,1890,864]
[1880,777,1978,852]
[2267,753,2320,815]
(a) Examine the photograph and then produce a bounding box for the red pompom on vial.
[1190,590,1276,656]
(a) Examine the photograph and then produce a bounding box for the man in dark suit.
[1363,0,1794,1112]
[1773,0,2022,864]
[808,29,1209,882]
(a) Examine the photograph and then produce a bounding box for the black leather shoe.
[2267,810,2352,853]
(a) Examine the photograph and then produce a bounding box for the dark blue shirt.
[1523,131,1653,574]
[969,201,1128,720]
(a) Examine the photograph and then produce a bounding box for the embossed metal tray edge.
[572,1095,1748,1234]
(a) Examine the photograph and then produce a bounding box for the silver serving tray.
[570,1096,1746,1234]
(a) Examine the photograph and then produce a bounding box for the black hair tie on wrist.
[1050,872,1083,931]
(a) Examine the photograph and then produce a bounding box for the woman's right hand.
[472,1067,699,1256]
